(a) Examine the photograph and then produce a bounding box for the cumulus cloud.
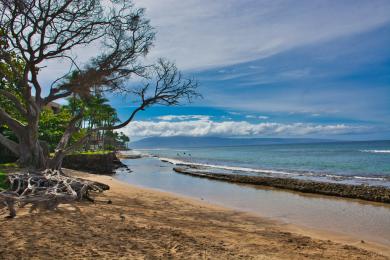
[156,115,211,121]
[245,115,269,120]
[121,119,366,138]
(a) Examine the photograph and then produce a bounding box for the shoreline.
[75,170,390,257]
[116,155,390,250]
[1,169,389,259]
[172,166,390,203]
[74,170,390,257]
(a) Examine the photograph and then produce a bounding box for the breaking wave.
[360,150,390,154]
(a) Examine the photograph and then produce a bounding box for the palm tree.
[64,95,121,150]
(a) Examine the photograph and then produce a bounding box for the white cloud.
[245,115,269,120]
[156,115,211,121]
[38,0,390,87]
[134,0,390,70]
[121,119,366,138]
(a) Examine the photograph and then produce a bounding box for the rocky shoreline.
[116,153,143,159]
[173,167,390,203]
[62,152,127,174]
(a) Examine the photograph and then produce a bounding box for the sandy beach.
[0,169,388,259]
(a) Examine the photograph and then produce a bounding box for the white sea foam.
[360,149,390,154]
[158,157,296,175]
[134,148,189,152]
[158,157,388,182]
[118,150,151,158]
[352,176,387,181]
[118,150,143,156]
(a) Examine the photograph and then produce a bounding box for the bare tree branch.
[0,107,24,134]
[0,0,200,169]
[0,89,27,116]
[61,59,199,154]
[0,131,19,155]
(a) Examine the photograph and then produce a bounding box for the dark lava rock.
[173,167,390,204]
[62,152,126,175]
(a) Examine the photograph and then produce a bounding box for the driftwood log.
[0,169,109,218]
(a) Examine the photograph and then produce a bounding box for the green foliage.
[1,91,129,154]
[0,162,17,190]
[73,150,113,155]
[0,125,17,143]
[0,28,25,116]
[0,2,197,169]
[64,94,129,151]
[38,108,73,151]
[38,108,95,152]
[0,28,26,144]
[118,132,130,143]
[0,29,25,87]
[65,95,119,129]
[104,131,129,150]
[0,163,18,168]
[0,171,8,190]
[37,95,129,152]
[1,27,129,154]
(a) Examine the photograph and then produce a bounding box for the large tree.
[0,0,199,169]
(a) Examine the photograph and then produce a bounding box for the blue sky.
[40,0,390,140]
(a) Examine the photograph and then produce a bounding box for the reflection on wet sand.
[115,157,390,248]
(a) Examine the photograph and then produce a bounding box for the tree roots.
[0,169,109,218]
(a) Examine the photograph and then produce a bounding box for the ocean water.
[137,140,390,186]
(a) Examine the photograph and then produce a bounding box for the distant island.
[130,136,338,148]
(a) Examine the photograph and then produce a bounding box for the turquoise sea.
[116,141,390,245]
[138,140,390,186]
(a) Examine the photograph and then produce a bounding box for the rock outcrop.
[62,153,125,174]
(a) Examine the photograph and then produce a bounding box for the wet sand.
[0,169,388,259]
[116,157,390,250]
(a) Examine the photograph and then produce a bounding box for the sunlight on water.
[138,141,390,186]
[116,157,390,247]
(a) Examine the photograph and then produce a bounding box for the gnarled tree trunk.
[17,137,47,170]
[17,143,45,169]
[0,113,49,170]
[47,152,66,170]
[1,131,50,170]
